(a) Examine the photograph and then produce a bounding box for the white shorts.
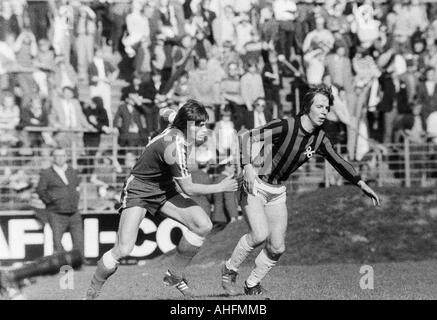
[249,177,286,206]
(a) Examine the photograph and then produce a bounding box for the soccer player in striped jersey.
[85,100,238,299]
[222,85,380,295]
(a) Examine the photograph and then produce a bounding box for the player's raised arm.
[317,135,380,206]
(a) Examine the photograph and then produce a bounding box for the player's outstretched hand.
[220,175,238,193]
[358,181,381,206]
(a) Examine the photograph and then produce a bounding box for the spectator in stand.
[0,91,20,148]
[193,29,212,60]
[235,13,254,54]
[244,97,273,130]
[273,0,298,59]
[121,72,158,138]
[394,101,427,185]
[13,26,39,106]
[240,59,265,113]
[36,147,84,259]
[18,96,50,148]
[0,34,16,90]
[171,70,191,106]
[50,86,93,149]
[304,42,328,86]
[75,4,97,82]
[188,56,220,122]
[207,45,227,84]
[171,34,196,74]
[322,74,350,145]
[122,0,150,58]
[220,61,245,130]
[212,5,237,47]
[221,40,243,73]
[108,1,131,54]
[197,0,217,44]
[33,38,56,98]
[151,32,167,78]
[50,0,74,64]
[134,35,152,76]
[214,106,237,163]
[53,55,79,97]
[416,67,437,120]
[259,5,279,47]
[151,0,185,41]
[88,47,119,126]
[0,1,20,41]
[408,0,429,35]
[400,56,419,105]
[113,93,147,148]
[352,3,380,49]
[302,15,335,54]
[82,96,110,174]
[324,41,354,97]
[352,47,381,89]
[241,31,264,70]
[262,50,281,116]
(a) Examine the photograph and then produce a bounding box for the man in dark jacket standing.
[36,148,84,258]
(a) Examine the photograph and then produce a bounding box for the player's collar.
[298,115,313,135]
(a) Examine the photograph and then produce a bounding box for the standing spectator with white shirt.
[273,0,297,59]
[36,147,84,259]
[240,59,265,113]
[74,5,97,82]
[212,5,237,47]
[123,0,150,58]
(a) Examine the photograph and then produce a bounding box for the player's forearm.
[183,182,225,196]
[329,159,362,185]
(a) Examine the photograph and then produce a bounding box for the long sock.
[167,230,204,278]
[91,249,119,288]
[246,249,279,288]
[225,234,254,272]
[10,250,82,282]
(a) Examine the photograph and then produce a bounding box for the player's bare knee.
[193,219,212,236]
[250,229,269,246]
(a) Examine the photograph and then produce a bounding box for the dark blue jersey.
[130,127,191,185]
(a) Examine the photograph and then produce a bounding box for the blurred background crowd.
[1,0,437,225]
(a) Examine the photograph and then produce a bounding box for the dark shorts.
[119,175,180,215]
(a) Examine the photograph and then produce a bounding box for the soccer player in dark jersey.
[85,100,238,299]
[221,85,380,295]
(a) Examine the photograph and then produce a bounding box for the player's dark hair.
[299,84,334,115]
[171,99,209,135]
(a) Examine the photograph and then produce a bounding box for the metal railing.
[1,128,436,211]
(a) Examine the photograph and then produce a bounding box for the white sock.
[102,249,119,269]
[226,234,254,272]
[246,249,277,288]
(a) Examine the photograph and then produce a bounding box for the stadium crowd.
[1,0,437,221]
